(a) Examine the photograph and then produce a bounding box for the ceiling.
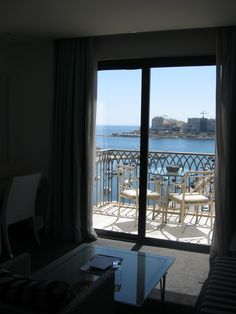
[0,0,236,40]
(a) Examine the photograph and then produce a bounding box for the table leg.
[160,273,166,306]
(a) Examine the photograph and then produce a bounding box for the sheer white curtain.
[210,26,236,259]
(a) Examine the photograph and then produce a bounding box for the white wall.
[0,40,55,179]
[0,27,216,180]
[0,42,13,176]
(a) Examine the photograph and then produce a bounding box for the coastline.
[97,134,215,140]
[96,126,215,153]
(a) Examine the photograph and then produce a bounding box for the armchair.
[166,171,214,229]
[116,164,163,225]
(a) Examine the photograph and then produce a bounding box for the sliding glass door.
[93,57,216,251]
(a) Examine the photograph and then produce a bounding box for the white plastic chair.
[1,173,42,257]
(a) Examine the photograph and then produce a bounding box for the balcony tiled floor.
[93,202,214,245]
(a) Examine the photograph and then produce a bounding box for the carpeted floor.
[95,238,209,313]
[3,224,207,313]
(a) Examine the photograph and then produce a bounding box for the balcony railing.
[93,149,215,208]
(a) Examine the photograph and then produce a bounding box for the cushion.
[147,191,160,200]
[0,268,72,312]
[170,193,209,203]
[120,189,138,198]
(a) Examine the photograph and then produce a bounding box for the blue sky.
[96,66,216,126]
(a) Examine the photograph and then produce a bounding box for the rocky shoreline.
[100,131,215,140]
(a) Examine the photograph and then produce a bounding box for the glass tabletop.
[33,243,175,306]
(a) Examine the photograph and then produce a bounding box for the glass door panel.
[146,66,216,245]
[93,69,141,235]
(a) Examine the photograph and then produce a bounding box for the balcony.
[92,149,215,245]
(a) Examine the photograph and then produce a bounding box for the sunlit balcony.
[92,149,215,245]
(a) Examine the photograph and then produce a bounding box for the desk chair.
[1,173,42,257]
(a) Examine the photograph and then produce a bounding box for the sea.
[96,125,215,153]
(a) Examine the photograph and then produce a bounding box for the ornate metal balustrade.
[93,149,215,208]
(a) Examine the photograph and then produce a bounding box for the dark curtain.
[46,38,97,243]
[210,27,236,258]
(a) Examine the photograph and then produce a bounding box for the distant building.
[199,117,208,132]
[186,118,200,132]
[152,115,215,133]
[207,118,215,132]
[152,116,164,130]
[187,117,215,133]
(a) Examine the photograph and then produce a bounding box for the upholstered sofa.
[195,256,236,314]
[0,253,115,314]
[195,233,236,314]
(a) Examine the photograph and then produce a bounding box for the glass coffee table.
[33,243,175,307]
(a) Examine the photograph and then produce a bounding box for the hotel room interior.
[0,1,236,313]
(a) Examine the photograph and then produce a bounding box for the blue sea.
[96,125,215,153]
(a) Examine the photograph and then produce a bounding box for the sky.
[96,66,216,126]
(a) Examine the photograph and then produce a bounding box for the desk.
[33,243,175,307]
